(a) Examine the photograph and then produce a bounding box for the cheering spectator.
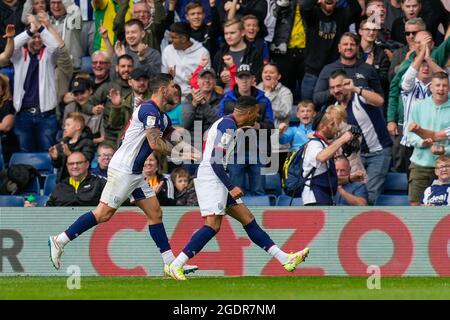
[182,67,221,149]
[113,19,161,78]
[91,141,116,178]
[114,0,166,52]
[0,25,15,67]
[270,0,307,102]
[162,22,210,99]
[90,54,134,147]
[314,32,384,108]
[300,0,362,101]
[49,112,96,182]
[406,72,450,206]
[278,100,315,153]
[11,15,59,153]
[213,18,263,88]
[92,0,132,52]
[329,70,391,204]
[91,50,112,91]
[165,0,220,58]
[422,155,450,206]
[0,0,25,54]
[46,151,106,206]
[63,77,105,144]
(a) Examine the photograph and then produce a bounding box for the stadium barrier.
[1,206,450,276]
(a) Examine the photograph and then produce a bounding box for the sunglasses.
[405,31,418,37]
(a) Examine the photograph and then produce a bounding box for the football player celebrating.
[167,96,310,280]
[49,74,200,275]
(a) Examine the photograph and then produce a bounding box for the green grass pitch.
[1,276,450,299]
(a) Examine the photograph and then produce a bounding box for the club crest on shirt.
[219,133,233,148]
[146,116,156,127]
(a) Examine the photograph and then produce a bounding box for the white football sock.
[161,250,176,265]
[56,232,70,248]
[268,245,289,265]
[172,252,189,268]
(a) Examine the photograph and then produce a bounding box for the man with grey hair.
[388,17,426,80]
[91,50,111,91]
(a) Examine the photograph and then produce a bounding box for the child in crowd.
[422,155,450,206]
[171,167,198,206]
[278,100,316,152]
[49,112,96,182]
[63,77,105,145]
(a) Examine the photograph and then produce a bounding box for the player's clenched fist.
[229,186,243,199]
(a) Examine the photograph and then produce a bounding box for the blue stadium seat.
[264,173,282,196]
[20,176,41,195]
[383,172,408,195]
[35,195,49,207]
[43,173,57,195]
[375,195,410,206]
[0,195,25,207]
[241,195,273,206]
[9,152,53,175]
[276,195,303,206]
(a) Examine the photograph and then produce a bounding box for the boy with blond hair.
[278,100,316,152]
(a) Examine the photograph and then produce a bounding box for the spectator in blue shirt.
[422,155,450,206]
[278,100,315,152]
[334,155,368,206]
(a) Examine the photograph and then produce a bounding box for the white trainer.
[48,236,64,270]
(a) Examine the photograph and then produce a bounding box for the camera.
[342,125,362,157]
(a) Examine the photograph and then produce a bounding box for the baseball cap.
[236,64,253,77]
[71,77,92,93]
[199,67,216,78]
[130,68,150,80]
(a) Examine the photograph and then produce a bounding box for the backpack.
[281,141,316,198]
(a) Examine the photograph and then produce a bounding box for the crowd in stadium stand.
[0,0,449,207]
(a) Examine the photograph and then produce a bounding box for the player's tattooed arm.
[146,127,173,156]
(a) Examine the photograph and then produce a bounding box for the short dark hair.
[235,96,259,110]
[125,18,145,31]
[169,22,191,39]
[149,73,173,94]
[117,54,134,65]
[330,69,349,80]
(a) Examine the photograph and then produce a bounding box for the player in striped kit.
[48,73,199,275]
[167,96,310,280]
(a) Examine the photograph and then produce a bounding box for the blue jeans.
[361,147,392,205]
[227,152,265,196]
[301,73,318,101]
[14,110,58,152]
